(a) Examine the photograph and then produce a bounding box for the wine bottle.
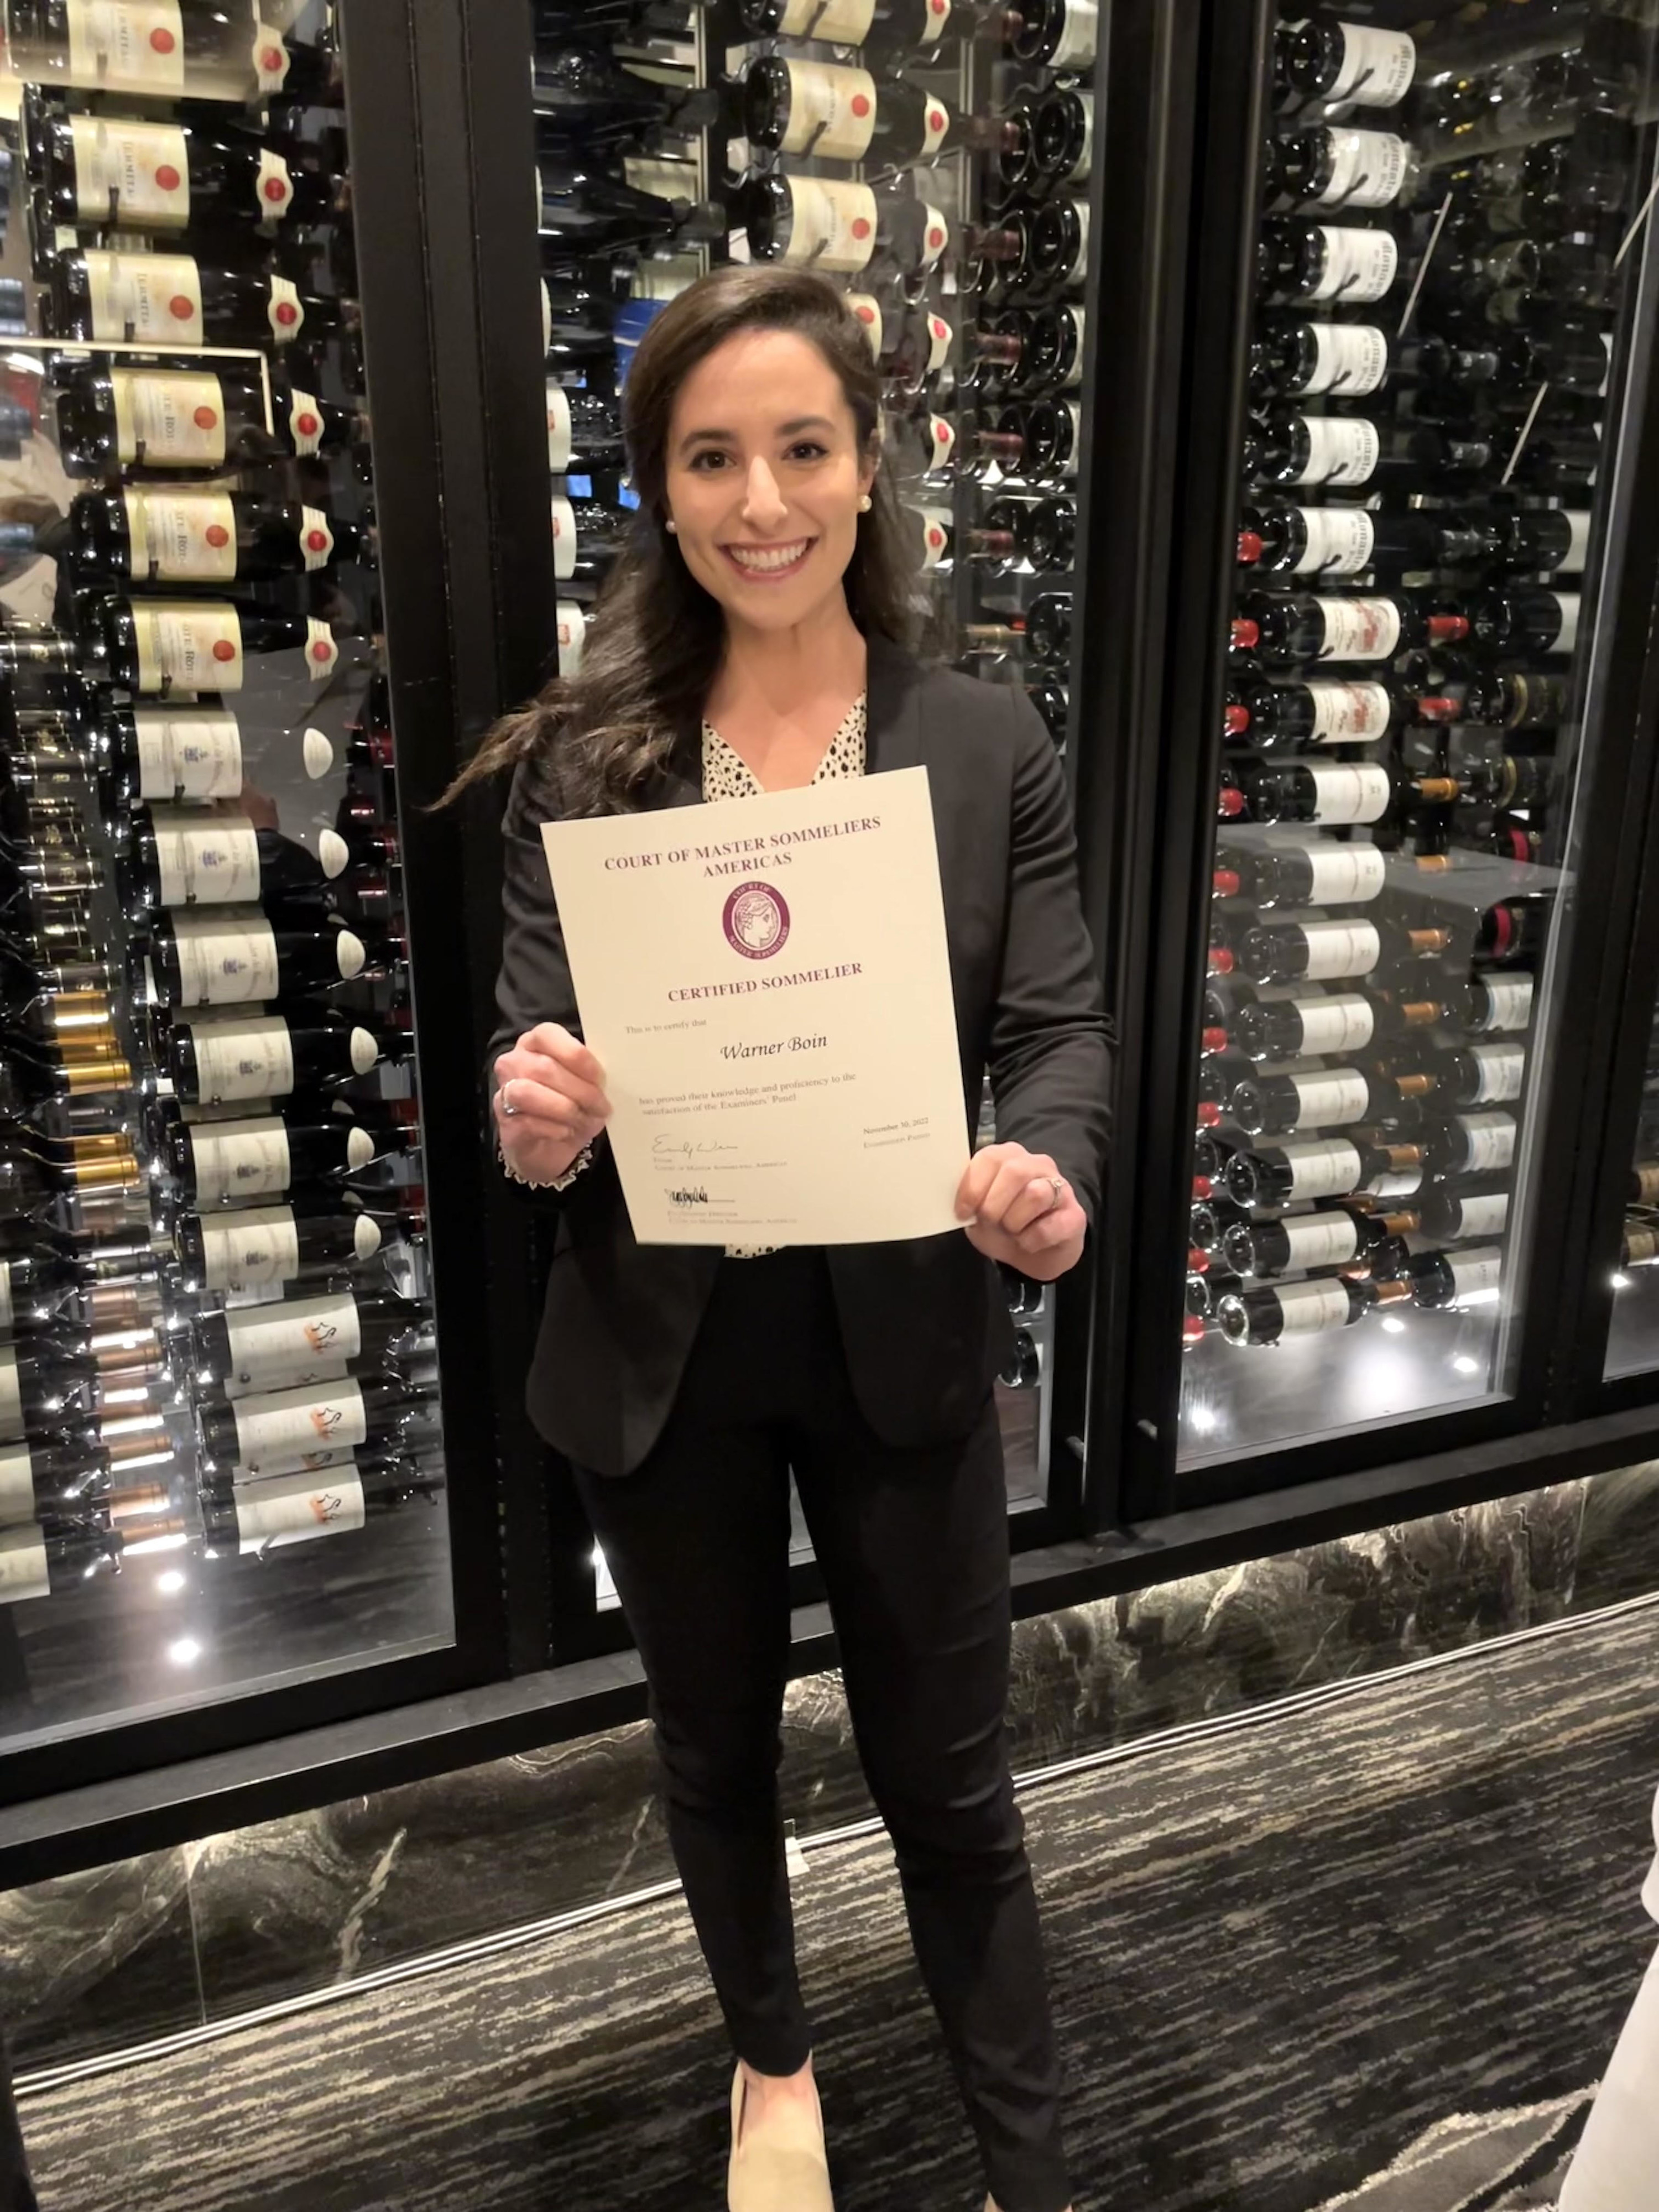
[0,1518,117,1603]
[0,1431,123,1522]
[200,1465,441,1552]
[1225,1135,1425,1207]
[846,291,952,387]
[1405,1246,1503,1309]
[1219,1274,1411,1344]
[1237,676,1455,747]
[530,43,722,138]
[163,1010,385,1107]
[1007,0,1097,72]
[1237,838,1386,907]
[1420,1183,1510,1241]
[47,249,351,351]
[70,488,364,586]
[1268,126,1420,211]
[536,157,720,252]
[86,596,341,693]
[545,384,624,473]
[550,497,630,589]
[1238,502,1489,580]
[161,1108,400,1206]
[1463,973,1533,1035]
[735,0,955,53]
[1422,1110,1516,1177]
[1250,409,1498,493]
[147,909,372,1009]
[1238,910,1451,984]
[1024,592,1072,666]
[53,358,357,476]
[742,172,948,278]
[539,278,617,371]
[1234,590,1469,666]
[1234,987,1441,1061]
[0,1338,98,1441]
[1258,218,1402,306]
[1030,197,1088,293]
[0,1249,90,1335]
[1,4,342,105]
[1468,588,1580,656]
[1026,495,1076,572]
[1228,1066,1431,1138]
[1273,15,1415,112]
[1473,895,1552,968]
[1032,84,1092,183]
[185,1289,426,1393]
[116,805,332,917]
[1222,1203,1418,1280]
[196,1373,435,1476]
[97,703,258,807]
[32,107,343,237]
[742,57,955,166]
[173,1199,386,1294]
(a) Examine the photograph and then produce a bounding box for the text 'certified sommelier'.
[540,765,968,1245]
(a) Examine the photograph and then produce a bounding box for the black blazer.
[487,634,1112,1478]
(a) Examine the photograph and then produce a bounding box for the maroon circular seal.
[722,880,791,960]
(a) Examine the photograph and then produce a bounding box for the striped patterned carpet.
[17,1602,1659,2212]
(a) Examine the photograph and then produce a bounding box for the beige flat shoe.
[727,2060,836,2212]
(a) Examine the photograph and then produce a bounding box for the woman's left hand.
[955,1143,1088,1282]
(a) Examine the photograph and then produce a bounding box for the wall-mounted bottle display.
[0,0,452,1750]
[1178,3,1659,1465]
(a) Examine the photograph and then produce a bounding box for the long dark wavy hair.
[441,264,918,815]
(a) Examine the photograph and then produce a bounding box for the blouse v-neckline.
[700,695,868,799]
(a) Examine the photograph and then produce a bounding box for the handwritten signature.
[653,1136,739,1161]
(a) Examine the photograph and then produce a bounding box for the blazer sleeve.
[985,689,1113,1227]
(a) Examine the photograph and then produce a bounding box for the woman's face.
[661,327,877,635]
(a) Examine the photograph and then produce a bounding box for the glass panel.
[1606,979,1659,1376]
[0,0,452,1751]
[533,0,1092,1514]
[1180,2,1659,1465]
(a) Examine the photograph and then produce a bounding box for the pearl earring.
[858,494,873,513]
[665,518,678,534]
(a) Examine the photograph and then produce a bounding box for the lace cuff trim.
[500,1140,593,1191]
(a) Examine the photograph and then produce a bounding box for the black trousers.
[568,1248,1072,2212]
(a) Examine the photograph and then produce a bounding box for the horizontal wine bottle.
[1258,218,1402,307]
[163,1010,385,1106]
[31,105,343,238]
[1225,1135,1425,1207]
[147,909,371,1008]
[1405,1246,1503,1309]
[196,1371,436,1475]
[200,1464,442,1553]
[1234,589,1470,666]
[54,358,358,477]
[70,489,366,586]
[1249,408,1497,494]
[185,1289,426,1392]
[742,56,961,166]
[48,249,352,352]
[1422,1110,1516,1177]
[1235,677,1455,747]
[87,596,341,693]
[1008,0,1097,71]
[1234,987,1443,1061]
[1274,15,1415,112]
[1219,1274,1411,1344]
[1236,840,1386,909]
[160,1105,403,1205]
[1420,1183,1510,1241]
[1,4,342,104]
[0,1249,93,1334]
[116,805,328,917]
[1267,126,1419,212]
[742,171,948,278]
[0,1519,118,1604]
[0,1337,98,1441]
[0,1432,118,1524]
[1238,501,1490,580]
[1229,1066,1432,1138]
[1223,1204,1419,1281]
[1240,912,1452,984]
[1438,1042,1526,1106]
[1468,588,1580,656]
[173,1198,386,1293]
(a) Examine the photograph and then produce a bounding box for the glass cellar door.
[0,0,456,1754]
[1175,0,1659,1468]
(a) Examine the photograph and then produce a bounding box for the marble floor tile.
[0,1848,198,2071]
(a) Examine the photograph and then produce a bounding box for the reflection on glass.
[1605,985,1659,1377]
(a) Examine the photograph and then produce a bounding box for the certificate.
[541,766,969,1245]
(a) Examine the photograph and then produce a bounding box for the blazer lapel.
[638,727,704,812]
[865,633,925,778]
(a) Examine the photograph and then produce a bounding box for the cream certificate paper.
[540,766,968,1245]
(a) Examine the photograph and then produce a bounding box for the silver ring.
[1047,1176,1065,1211]
[500,1080,518,1117]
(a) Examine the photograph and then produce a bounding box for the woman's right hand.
[492,1022,611,1185]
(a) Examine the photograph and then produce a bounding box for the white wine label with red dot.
[0,1444,35,1525]
[186,1118,291,1207]
[231,1382,369,1473]
[252,20,291,92]
[1292,415,1380,486]
[771,0,875,35]
[132,601,243,692]
[266,273,305,343]
[920,95,951,156]
[1475,975,1532,1032]
[1277,1213,1361,1270]
[152,809,260,906]
[546,384,573,471]
[299,505,333,572]
[925,414,957,468]
[224,1293,364,1389]
[1317,129,1410,207]
[550,495,576,582]
[1281,1138,1363,1197]
[778,61,877,161]
[132,708,242,800]
[1300,842,1386,901]
[1299,916,1383,976]
[918,203,950,269]
[1288,1070,1370,1125]
[1289,506,1375,576]
[919,0,951,44]
[1307,679,1390,741]
[1290,992,1374,1053]
[288,388,325,457]
[66,2,186,95]
[168,907,280,1005]
[779,178,877,272]
[1446,1248,1503,1301]
[1465,1043,1525,1103]
[1274,1279,1354,1334]
[846,295,883,359]
[254,150,294,220]
[1047,0,1099,70]
[0,1528,50,1603]
[123,488,238,582]
[231,1472,367,1550]
[1303,322,1389,395]
[69,115,189,225]
[1449,1192,1509,1239]
[1327,24,1416,107]
[913,506,953,569]
[1313,597,1402,661]
[304,618,338,682]
[1307,226,1398,303]
[111,369,227,467]
[1453,1112,1516,1172]
[188,1015,297,1104]
[84,249,202,346]
[926,312,952,373]
[556,601,586,676]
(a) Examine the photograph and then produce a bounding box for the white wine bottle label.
[197,1205,302,1290]
[189,1014,296,1103]
[0,1528,50,1604]
[253,22,292,93]
[847,295,884,359]
[254,150,294,220]
[1634,1165,1659,1205]
[1300,917,1382,977]
[288,388,326,457]
[223,1292,364,1389]
[0,1265,12,1334]
[540,280,552,356]
[132,707,242,800]
[187,1117,291,1206]
[925,414,957,468]
[1318,129,1409,207]
[304,618,338,681]
[66,2,187,95]
[1551,593,1582,655]
[1553,512,1592,574]
[123,488,238,582]
[1451,1191,1510,1239]
[925,312,952,373]
[299,506,333,572]
[1282,1138,1363,1197]
[1288,1070,1369,1124]
[231,1443,358,1481]
[1326,24,1415,106]
[920,96,951,157]
[0,1445,35,1526]
[778,61,878,161]
[1476,975,1533,1032]
[169,907,280,1004]
[1446,1248,1503,1302]
[0,1350,22,1442]
[1301,843,1386,901]
[151,810,259,905]
[69,115,190,225]
[919,0,951,43]
[232,1378,369,1468]
[1454,1112,1516,1172]
[1275,1279,1354,1333]
[110,369,228,467]
[550,495,576,582]
[1464,1044,1525,1103]
[232,1470,367,1549]
[1304,761,1391,823]
[546,384,573,471]
[85,249,203,345]
[1278,1213,1361,1269]
[1293,415,1380,486]
[912,506,952,569]
[1306,680,1390,743]
[556,601,586,676]
[1303,322,1389,395]
[1047,0,1099,70]
[131,600,243,692]
[1309,226,1399,304]
[266,274,305,343]
[347,1027,379,1076]
[1313,597,1401,661]
[1290,507,1375,576]
[771,0,877,38]
[1292,992,1374,1053]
